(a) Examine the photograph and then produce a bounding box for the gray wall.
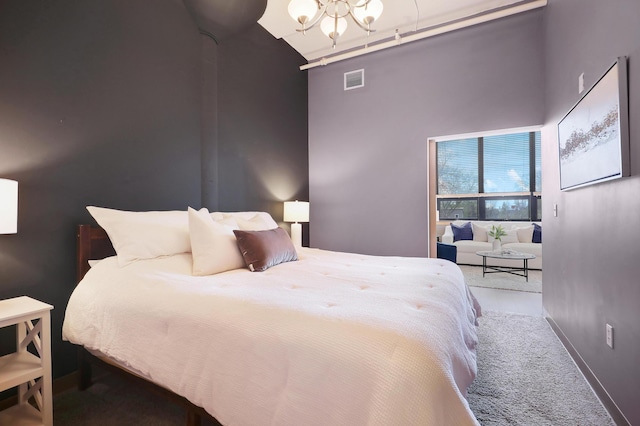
[308,10,544,256]
[543,0,640,424]
[0,0,202,378]
[217,24,309,220]
[0,0,308,382]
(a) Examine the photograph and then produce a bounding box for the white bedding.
[63,248,480,426]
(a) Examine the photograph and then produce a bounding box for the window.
[483,133,530,193]
[436,131,542,221]
[484,198,530,220]
[437,138,478,195]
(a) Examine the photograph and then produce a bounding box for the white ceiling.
[259,0,531,62]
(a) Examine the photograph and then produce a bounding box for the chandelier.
[288,0,384,48]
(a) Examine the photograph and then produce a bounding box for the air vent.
[344,69,364,91]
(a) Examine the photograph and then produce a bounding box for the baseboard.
[546,316,630,426]
[0,371,78,412]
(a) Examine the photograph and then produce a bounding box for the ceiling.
[258,0,536,63]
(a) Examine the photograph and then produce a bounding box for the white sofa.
[441,220,542,270]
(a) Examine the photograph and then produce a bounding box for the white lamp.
[0,179,18,235]
[284,200,309,247]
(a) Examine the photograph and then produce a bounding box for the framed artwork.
[557,56,630,190]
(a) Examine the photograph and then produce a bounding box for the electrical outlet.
[606,324,614,348]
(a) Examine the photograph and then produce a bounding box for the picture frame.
[557,56,630,190]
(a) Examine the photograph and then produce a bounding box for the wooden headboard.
[76,224,115,284]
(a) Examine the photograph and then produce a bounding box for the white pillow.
[189,207,245,275]
[87,206,190,266]
[516,225,534,243]
[472,223,489,242]
[211,211,278,231]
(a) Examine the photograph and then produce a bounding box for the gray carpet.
[459,264,542,293]
[53,372,202,426]
[468,311,614,425]
[53,312,613,425]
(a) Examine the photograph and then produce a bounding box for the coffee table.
[476,250,537,281]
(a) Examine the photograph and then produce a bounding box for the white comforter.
[63,248,480,426]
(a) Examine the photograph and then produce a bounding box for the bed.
[63,207,481,426]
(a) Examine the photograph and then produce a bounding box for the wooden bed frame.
[75,225,222,426]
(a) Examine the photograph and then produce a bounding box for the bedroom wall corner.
[200,34,220,210]
[215,24,309,242]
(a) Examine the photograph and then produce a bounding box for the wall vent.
[344,69,364,90]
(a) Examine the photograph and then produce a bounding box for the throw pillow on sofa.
[472,223,489,242]
[533,223,542,243]
[516,225,534,243]
[451,222,473,242]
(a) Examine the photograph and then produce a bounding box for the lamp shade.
[283,201,309,223]
[0,179,18,234]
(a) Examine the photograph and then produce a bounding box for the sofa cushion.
[472,223,489,242]
[516,225,534,243]
[454,240,493,252]
[533,223,542,243]
[451,222,473,242]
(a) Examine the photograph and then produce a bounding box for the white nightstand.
[0,296,53,426]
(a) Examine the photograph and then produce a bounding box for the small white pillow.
[472,223,489,242]
[235,216,275,231]
[189,207,245,275]
[211,211,278,231]
[87,206,190,266]
[516,225,534,243]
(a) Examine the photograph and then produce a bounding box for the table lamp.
[283,200,309,247]
[0,179,18,234]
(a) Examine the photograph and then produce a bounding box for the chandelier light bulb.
[288,0,319,25]
[353,0,384,26]
[321,15,348,41]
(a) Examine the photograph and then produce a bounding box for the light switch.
[579,73,585,94]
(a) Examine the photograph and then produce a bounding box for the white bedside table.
[0,296,54,426]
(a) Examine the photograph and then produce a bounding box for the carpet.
[468,310,614,425]
[459,264,542,293]
[53,372,199,426]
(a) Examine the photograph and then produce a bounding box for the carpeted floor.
[468,311,614,425]
[53,371,199,426]
[459,264,542,293]
[52,311,613,425]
